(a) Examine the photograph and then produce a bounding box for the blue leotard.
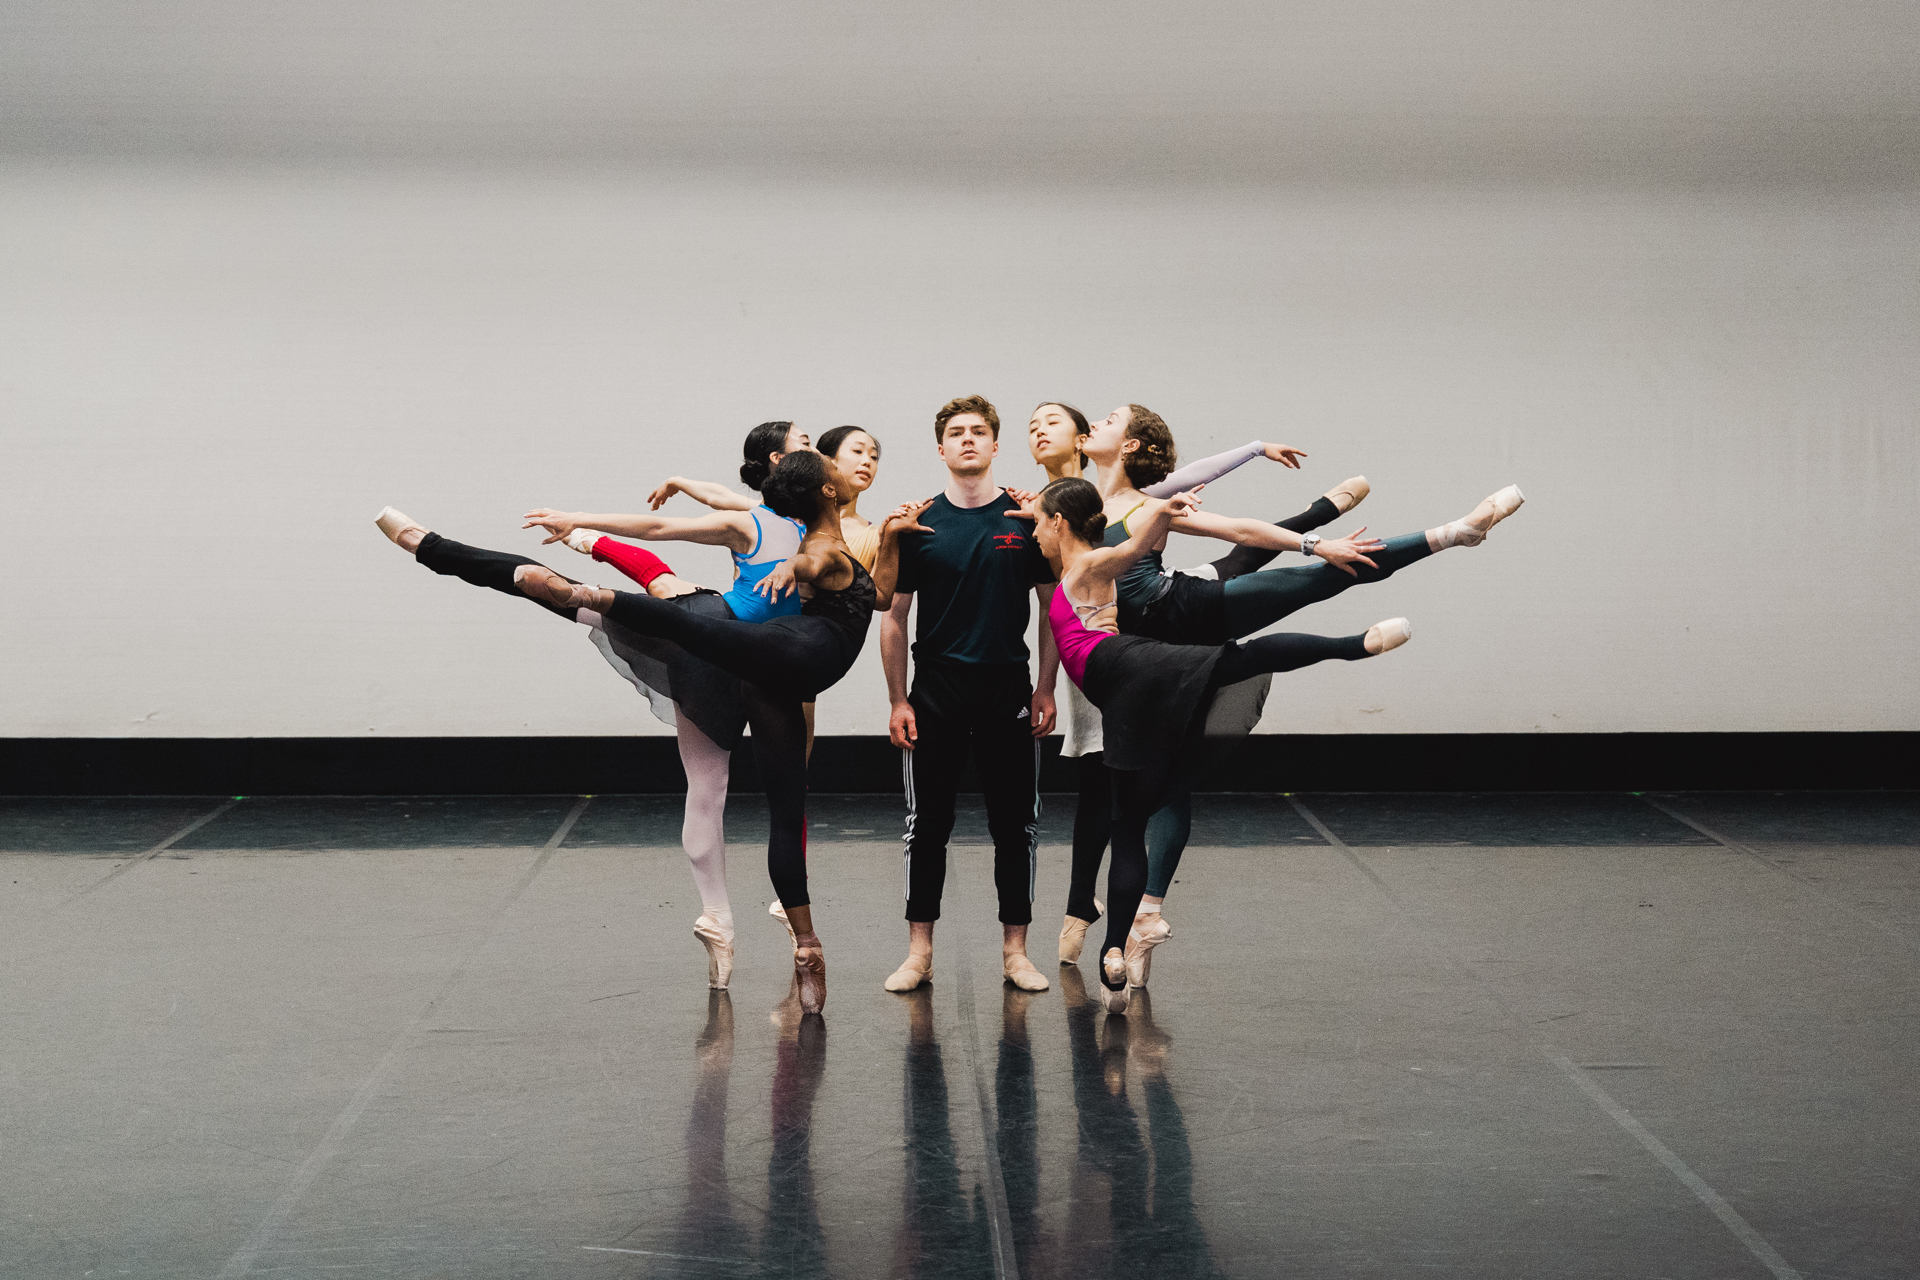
[724,506,807,623]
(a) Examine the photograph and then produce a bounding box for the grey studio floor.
[3,792,1917,1280]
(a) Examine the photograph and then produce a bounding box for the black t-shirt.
[895,490,1055,672]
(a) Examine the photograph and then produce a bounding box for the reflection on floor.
[2,791,1916,1278]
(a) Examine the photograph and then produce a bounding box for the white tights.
[675,707,734,935]
[578,607,734,937]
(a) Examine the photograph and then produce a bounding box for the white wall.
[3,164,1915,738]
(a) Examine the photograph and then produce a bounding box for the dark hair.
[934,394,1000,442]
[739,420,795,491]
[816,425,879,464]
[1033,401,1090,437]
[1121,404,1176,488]
[761,450,831,521]
[1038,477,1107,544]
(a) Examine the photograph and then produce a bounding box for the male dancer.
[882,395,1059,994]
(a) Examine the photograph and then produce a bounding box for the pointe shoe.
[1439,484,1526,548]
[1325,476,1370,514]
[770,901,797,944]
[1124,914,1172,988]
[374,506,427,551]
[1004,952,1051,992]
[693,914,734,990]
[883,952,933,993]
[1099,948,1132,1014]
[1364,617,1413,655]
[793,939,826,1014]
[1058,898,1104,964]
[511,563,597,610]
[561,527,603,556]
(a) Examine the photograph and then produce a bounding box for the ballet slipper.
[1124,914,1172,988]
[1003,952,1051,992]
[693,914,734,990]
[1058,897,1104,964]
[374,506,427,552]
[1099,948,1131,1014]
[884,951,933,993]
[1364,617,1413,655]
[561,528,604,556]
[793,936,826,1014]
[511,563,599,610]
[1435,484,1526,548]
[1324,476,1369,514]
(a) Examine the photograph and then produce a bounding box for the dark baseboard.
[1,733,1912,796]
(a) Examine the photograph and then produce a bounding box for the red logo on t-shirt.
[993,533,1026,550]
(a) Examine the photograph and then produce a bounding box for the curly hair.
[934,394,1000,442]
[760,450,830,521]
[1120,404,1176,488]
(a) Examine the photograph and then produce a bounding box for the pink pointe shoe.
[1099,948,1132,1014]
[511,563,599,610]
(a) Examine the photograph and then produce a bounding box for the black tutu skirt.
[598,589,749,751]
[1120,572,1231,646]
[1081,634,1224,772]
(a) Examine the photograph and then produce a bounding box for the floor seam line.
[1287,794,1805,1280]
[61,796,243,906]
[952,932,1019,1280]
[1642,795,1916,952]
[212,794,591,1279]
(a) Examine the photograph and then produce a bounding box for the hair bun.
[1081,513,1108,542]
[739,458,771,490]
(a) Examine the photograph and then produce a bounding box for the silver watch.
[1300,534,1321,558]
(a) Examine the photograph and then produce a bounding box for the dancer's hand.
[754,557,799,601]
[1262,443,1307,468]
[522,509,583,544]
[1029,688,1057,738]
[1004,488,1040,520]
[1151,488,1204,521]
[882,499,936,537]
[889,700,918,750]
[645,479,684,510]
[1314,526,1386,577]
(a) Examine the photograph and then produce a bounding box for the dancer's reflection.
[891,988,992,1279]
[1060,970,1223,1279]
[996,987,1045,1273]
[768,983,831,1277]
[670,992,750,1267]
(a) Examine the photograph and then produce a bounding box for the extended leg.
[592,587,829,695]
[1219,531,1432,638]
[1199,494,1342,581]
[413,532,581,620]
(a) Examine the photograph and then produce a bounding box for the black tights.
[1096,630,1371,987]
[414,534,814,909]
[1202,495,1342,581]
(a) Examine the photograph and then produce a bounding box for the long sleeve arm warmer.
[1142,440,1263,498]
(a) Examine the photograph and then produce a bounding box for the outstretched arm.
[870,500,934,611]
[523,507,755,552]
[1141,440,1306,498]
[646,476,758,512]
[1173,509,1383,576]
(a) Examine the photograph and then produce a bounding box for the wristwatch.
[1300,534,1321,558]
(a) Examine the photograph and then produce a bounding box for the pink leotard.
[1048,579,1118,690]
